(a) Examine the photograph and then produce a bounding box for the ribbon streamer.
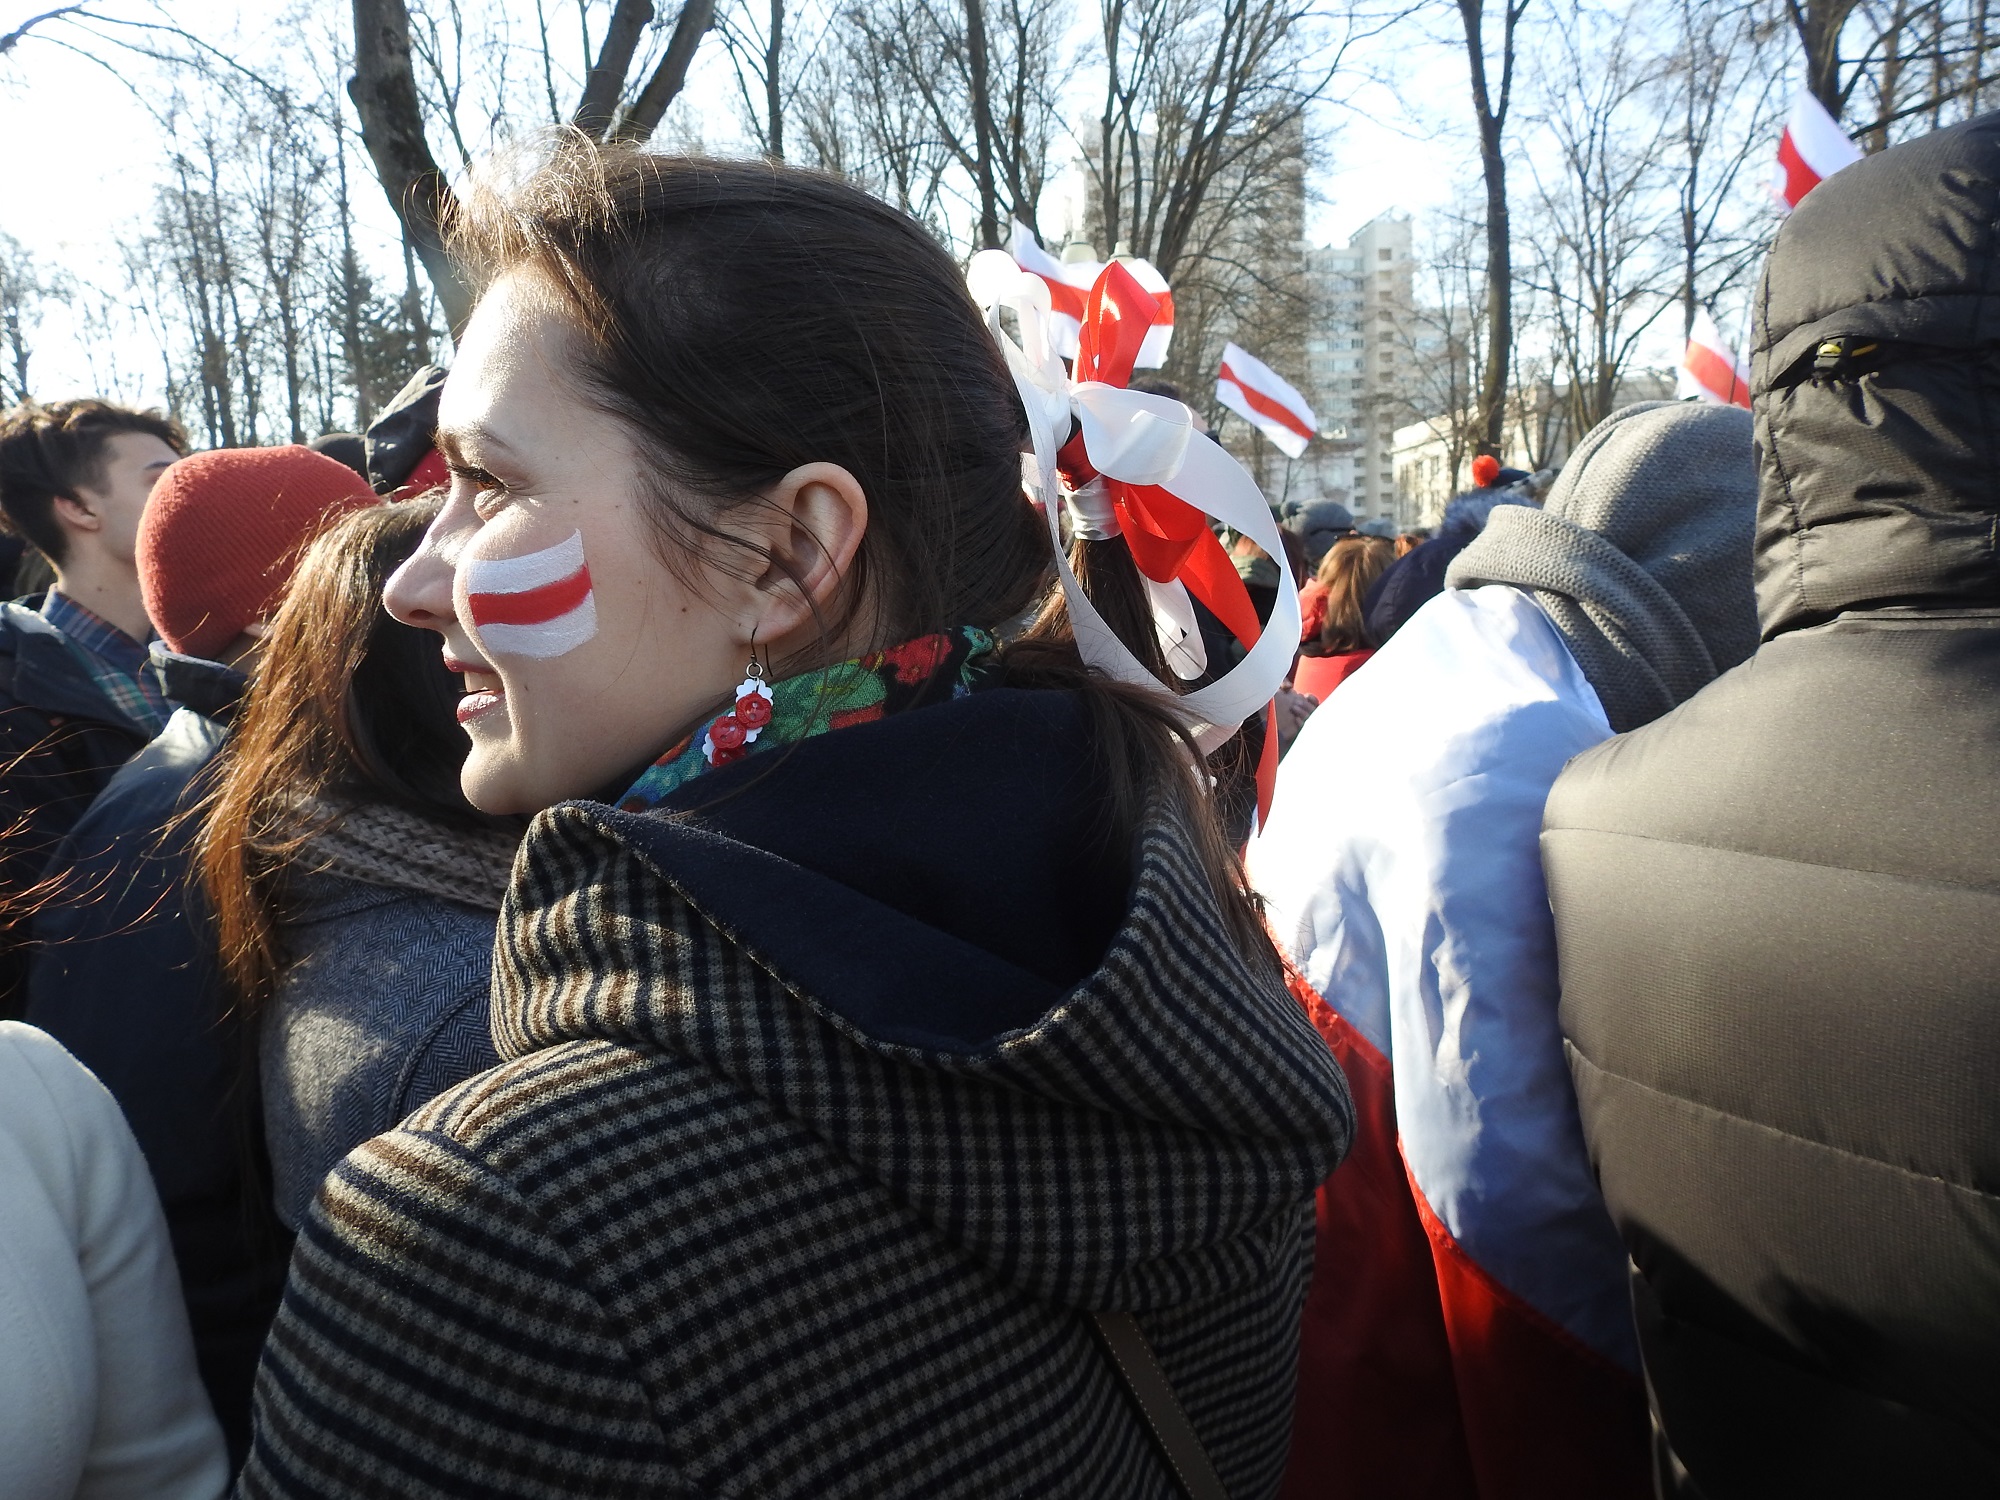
[967,250,1301,819]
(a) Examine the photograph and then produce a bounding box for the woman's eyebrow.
[435,424,518,466]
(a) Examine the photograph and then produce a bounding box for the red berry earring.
[702,638,775,766]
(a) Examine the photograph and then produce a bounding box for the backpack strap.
[1091,1311,1230,1500]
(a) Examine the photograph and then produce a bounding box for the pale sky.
[0,2,1687,406]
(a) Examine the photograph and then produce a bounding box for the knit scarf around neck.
[301,800,522,912]
[614,626,1002,812]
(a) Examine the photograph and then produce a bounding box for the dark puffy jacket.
[0,598,151,1017]
[26,648,289,1467]
[1541,113,2000,1497]
[1362,491,1527,644]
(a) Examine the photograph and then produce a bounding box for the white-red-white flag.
[1216,342,1316,458]
[1007,220,1174,367]
[1774,91,1863,211]
[1679,308,1752,409]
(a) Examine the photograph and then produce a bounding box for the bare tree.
[0,234,63,405]
[1390,201,1490,506]
[1454,0,1529,458]
[1091,0,1372,281]
[715,0,846,161]
[1520,4,1674,437]
[349,0,720,330]
[1785,0,2000,136]
[836,0,1072,245]
[1789,0,1861,113]
[792,5,956,234]
[1663,0,1782,337]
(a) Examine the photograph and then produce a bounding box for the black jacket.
[1541,113,2000,1498]
[26,648,289,1467]
[0,597,152,1017]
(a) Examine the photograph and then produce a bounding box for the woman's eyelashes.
[448,462,513,516]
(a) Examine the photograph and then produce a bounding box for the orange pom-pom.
[1471,454,1501,488]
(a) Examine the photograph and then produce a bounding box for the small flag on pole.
[1216,343,1316,457]
[1008,220,1174,366]
[1679,308,1752,409]
[1774,92,1864,211]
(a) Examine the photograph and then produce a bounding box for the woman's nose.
[383,509,464,631]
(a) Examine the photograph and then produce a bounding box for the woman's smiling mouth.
[445,656,506,725]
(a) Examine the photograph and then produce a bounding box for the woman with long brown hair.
[236,145,1350,1499]
[1294,534,1395,702]
[196,498,520,1235]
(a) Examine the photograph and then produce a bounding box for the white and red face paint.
[462,529,598,659]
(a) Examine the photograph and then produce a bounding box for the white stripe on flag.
[1215,341,1315,458]
[1774,92,1863,209]
[1678,308,1752,408]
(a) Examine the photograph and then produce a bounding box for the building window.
[1379,248,1392,261]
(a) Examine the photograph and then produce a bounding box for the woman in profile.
[1293,534,1395,703]
[238,147,1350,1499]
[196,499,520,1235]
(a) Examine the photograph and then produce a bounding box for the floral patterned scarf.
[615,626,1003,812]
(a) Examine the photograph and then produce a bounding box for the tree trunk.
[765,0,784,160]
[1458,0,1518,458]
[613,0,718,143]
[349,0,472,331]
[573,0,654,139]
[964,0,1001,246]
[1788,0,1860,117]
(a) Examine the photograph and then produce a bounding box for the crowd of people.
[0,111,1992,1500]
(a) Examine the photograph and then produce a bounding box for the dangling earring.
[702,635,776,766]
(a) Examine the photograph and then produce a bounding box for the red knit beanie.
[138,445,380,660]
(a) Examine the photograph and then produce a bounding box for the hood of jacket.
[495,686,1352,1310]
[1448,400,1758,730]
[1752,110,2000,637]
[148,641,246,723]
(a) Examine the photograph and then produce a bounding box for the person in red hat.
[138,444,381,669]
[24,444,377,1467]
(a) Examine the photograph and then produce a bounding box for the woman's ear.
[742,461,869,639]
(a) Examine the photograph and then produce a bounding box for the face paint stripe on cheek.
[463,529,599,659]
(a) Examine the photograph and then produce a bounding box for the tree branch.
[349,0,471,330]
[612,0,717,143]
[573,0,653,139]
[0,3,90,56]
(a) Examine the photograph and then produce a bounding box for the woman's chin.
[461,750,542,818]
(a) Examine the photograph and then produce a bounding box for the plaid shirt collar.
[40,588,169,734]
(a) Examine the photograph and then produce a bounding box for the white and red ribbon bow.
[967,249,1300,819]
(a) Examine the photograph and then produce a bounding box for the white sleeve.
[0,1022,228,1500]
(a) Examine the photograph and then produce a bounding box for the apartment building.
[1298,215,1415,527]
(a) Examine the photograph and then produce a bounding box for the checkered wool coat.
[236,691,1353,1499]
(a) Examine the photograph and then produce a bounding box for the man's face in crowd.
[71,432,182,564]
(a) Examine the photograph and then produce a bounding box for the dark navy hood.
[594,687,1131,1052]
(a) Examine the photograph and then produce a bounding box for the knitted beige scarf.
[301,800,522,912]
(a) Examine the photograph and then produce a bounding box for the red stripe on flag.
[1029,272,1088,322]
[1776,128,1821,209]
[1407,1170,1651,1498]
[1685,341,1751,408]
[1219,361,1314,442]
[1278,960,1479,1500]
[469,565,593,627]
